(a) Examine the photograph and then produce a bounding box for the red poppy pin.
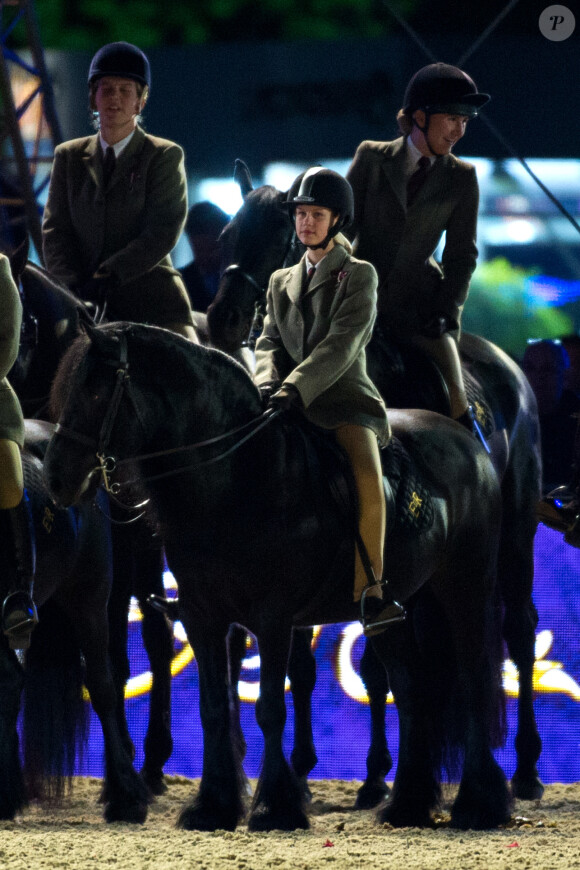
[331,269,349,285]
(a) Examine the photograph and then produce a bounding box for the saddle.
[291,419,434,538]
[368,327,495,439]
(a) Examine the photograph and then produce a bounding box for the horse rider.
[346,62,490,438]
[0,252,37,649]
[253,167,406,637]
[42,41,197,341]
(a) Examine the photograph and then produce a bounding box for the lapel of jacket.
[83,135,101,189]
[408,153,452,210]
[286,256,306,305]
[307,245,349,295]
[380,137,408,212]
[108,126,146,191]
[286,245,350,305]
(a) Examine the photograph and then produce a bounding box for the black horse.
[4,242,175,794]
[0,419,150,822]
[207,162,543,807]
[45,322,511,832]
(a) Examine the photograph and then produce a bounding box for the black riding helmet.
[88,41,151,90]
[404,62,490,119]
[286,167,354,250]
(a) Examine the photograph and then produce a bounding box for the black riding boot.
[1,492,38,650]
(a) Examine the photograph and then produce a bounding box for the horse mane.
[49,322,261,424]
[49,331,92,421]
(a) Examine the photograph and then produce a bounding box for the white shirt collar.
[406,136,435,173]
[100,128,135,158]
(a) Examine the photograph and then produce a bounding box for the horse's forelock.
[232,186,288,256]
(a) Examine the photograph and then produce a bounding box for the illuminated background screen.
[80,523,580,784]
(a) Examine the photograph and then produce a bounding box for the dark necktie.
[304,265,316,289]
[406,156,430,206]
[102,146,116,187]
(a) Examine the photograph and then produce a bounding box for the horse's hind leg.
[135,539,174,795]
[372,621,440,828]
[445,567,512,829]
[498,484,543,800]
[504,593,543,799]
[355,638,392,809]
[0,641,25,819]
[287,627,317,800]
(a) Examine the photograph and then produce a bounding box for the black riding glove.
[77,272,120,308]
[268,386,302,413]
[258,383,279,409]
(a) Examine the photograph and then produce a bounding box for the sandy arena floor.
[0,777,578,869]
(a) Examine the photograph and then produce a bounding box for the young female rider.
[0,252,37,649]
[254,167,405,636]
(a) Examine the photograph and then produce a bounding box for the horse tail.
[0,643,26,819]
[21,599,89,801]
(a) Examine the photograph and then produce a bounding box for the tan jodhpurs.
[412,332,468,419]
[0,439,24,509]
[335,424,386,601]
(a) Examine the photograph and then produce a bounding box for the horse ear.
[233,158,253,199]
[82,322,117,356]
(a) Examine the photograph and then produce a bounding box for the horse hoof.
[177,804,239,832]
[511,773,545,801]
[248,806,309,832]
[141,768,167,796]
[104,801,148,824]
[377,800,432,828]
[354,780,390,810]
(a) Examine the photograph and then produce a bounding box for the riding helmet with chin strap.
[403,63,490,154]
[286,167,354,250]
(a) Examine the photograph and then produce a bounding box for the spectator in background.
[181,201,230,312]
[561,333,580,398]
[523,339,580,540]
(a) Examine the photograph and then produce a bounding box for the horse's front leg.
[75,601,151,824]
[249,626,309,831]
[177,620,246,832]
[287,627,317,801]
[355,638,392,809]
[134,539,174,796]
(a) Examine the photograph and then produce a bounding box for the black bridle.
[221,264,264,298]
[53,331,280,500]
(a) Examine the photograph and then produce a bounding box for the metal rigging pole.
[0,0,62,260]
